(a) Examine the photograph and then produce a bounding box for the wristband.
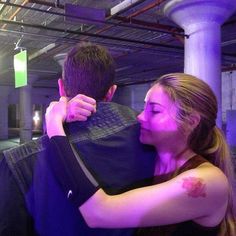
[48,136,100,207]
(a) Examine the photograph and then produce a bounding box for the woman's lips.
[140,127,149,132]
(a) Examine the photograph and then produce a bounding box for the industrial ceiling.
[0,0,236,89]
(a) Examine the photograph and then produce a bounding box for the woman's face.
[137,84,184,148]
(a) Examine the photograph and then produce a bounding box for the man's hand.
[66,94,96,122]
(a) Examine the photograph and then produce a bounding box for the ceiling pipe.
[0,28,184,63]
[0,0,185,68]
[88,0,183,61]
[0,18,183,50]
[114,16,182,33]
[28,0,115,61]
[5,20,232,65]
[1,0,29,29]
[222,65,236,72]
[28,0,179,29]
[29,0,236,30]
[28,43,56,61]
[27,0,151,43]
[3,25,231,58]
[14,0,185,62]
[112,0,185,43]
[29,0,147,17]
[0,2,8,16]
[0,1,186,37]
[110,0,145,15]
[128,0,167,18]
[28,0,64,9]
[26,0,185,37]
[111,0,185,43]
[222,39,236,47]
[114,16,185,44]
[79,1,150,46]
[0,0,185,64]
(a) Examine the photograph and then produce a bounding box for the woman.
[46,73,236,236]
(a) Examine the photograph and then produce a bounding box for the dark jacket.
[1,102,155,236]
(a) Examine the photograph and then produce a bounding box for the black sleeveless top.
[135,155,220,236]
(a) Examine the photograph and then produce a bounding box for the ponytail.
[192,126,236,236]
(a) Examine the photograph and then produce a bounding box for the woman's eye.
[151,110,160,114]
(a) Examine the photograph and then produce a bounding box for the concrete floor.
[0,128,42,153]
[0,137,20,152]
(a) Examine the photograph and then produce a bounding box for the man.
[0,43,155,236]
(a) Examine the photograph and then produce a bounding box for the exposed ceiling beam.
[28,0,64,9]
[127,0,167,18]
[1,0,29,29]
[0,1,186,37]
[0,18,184,50]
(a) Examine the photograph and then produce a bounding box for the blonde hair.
[154,73,236,236]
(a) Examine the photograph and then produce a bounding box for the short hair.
[63,42,115,100]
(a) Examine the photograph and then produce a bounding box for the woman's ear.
[188,112,201,130]
[58,78,66,97]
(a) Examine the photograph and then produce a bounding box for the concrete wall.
[222,71,236,122]
[113,83,152,112]
[222,71,236,150]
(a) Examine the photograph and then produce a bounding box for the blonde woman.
[46,73,236,236]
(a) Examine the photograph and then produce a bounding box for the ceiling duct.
[110,0,142,15]
[54,53,67,67]
[65,3,106,25]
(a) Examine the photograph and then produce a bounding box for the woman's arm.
[80,164,229,228]
[46,95,99,206]
[45,95,96,138]
[46,97,229,228]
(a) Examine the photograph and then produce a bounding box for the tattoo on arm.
[182,177,206,198]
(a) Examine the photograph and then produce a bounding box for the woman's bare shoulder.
[175,162,229,208]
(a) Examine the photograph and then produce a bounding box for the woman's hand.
[45,95,96,138]
[45,96,68,138]
[66,94,96,122]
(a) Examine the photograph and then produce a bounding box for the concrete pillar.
[226,110,236,152]
[0,86,12,139]
[19,75,38,144]
[19,84,33,143]
[163,0,236,127]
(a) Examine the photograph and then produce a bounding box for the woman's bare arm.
[80,164,228,228]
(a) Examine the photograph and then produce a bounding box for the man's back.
[1,102,155,236]
[65,102,155,194]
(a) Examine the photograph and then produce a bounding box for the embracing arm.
[45,96,229,229]
[45,95,99,206]
[80,164,229,228]
[48,134,229,228]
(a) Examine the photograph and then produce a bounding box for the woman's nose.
[137,111,145,123]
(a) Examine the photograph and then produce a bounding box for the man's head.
[60,42,116,101]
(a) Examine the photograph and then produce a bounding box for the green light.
[14,50,28,88]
